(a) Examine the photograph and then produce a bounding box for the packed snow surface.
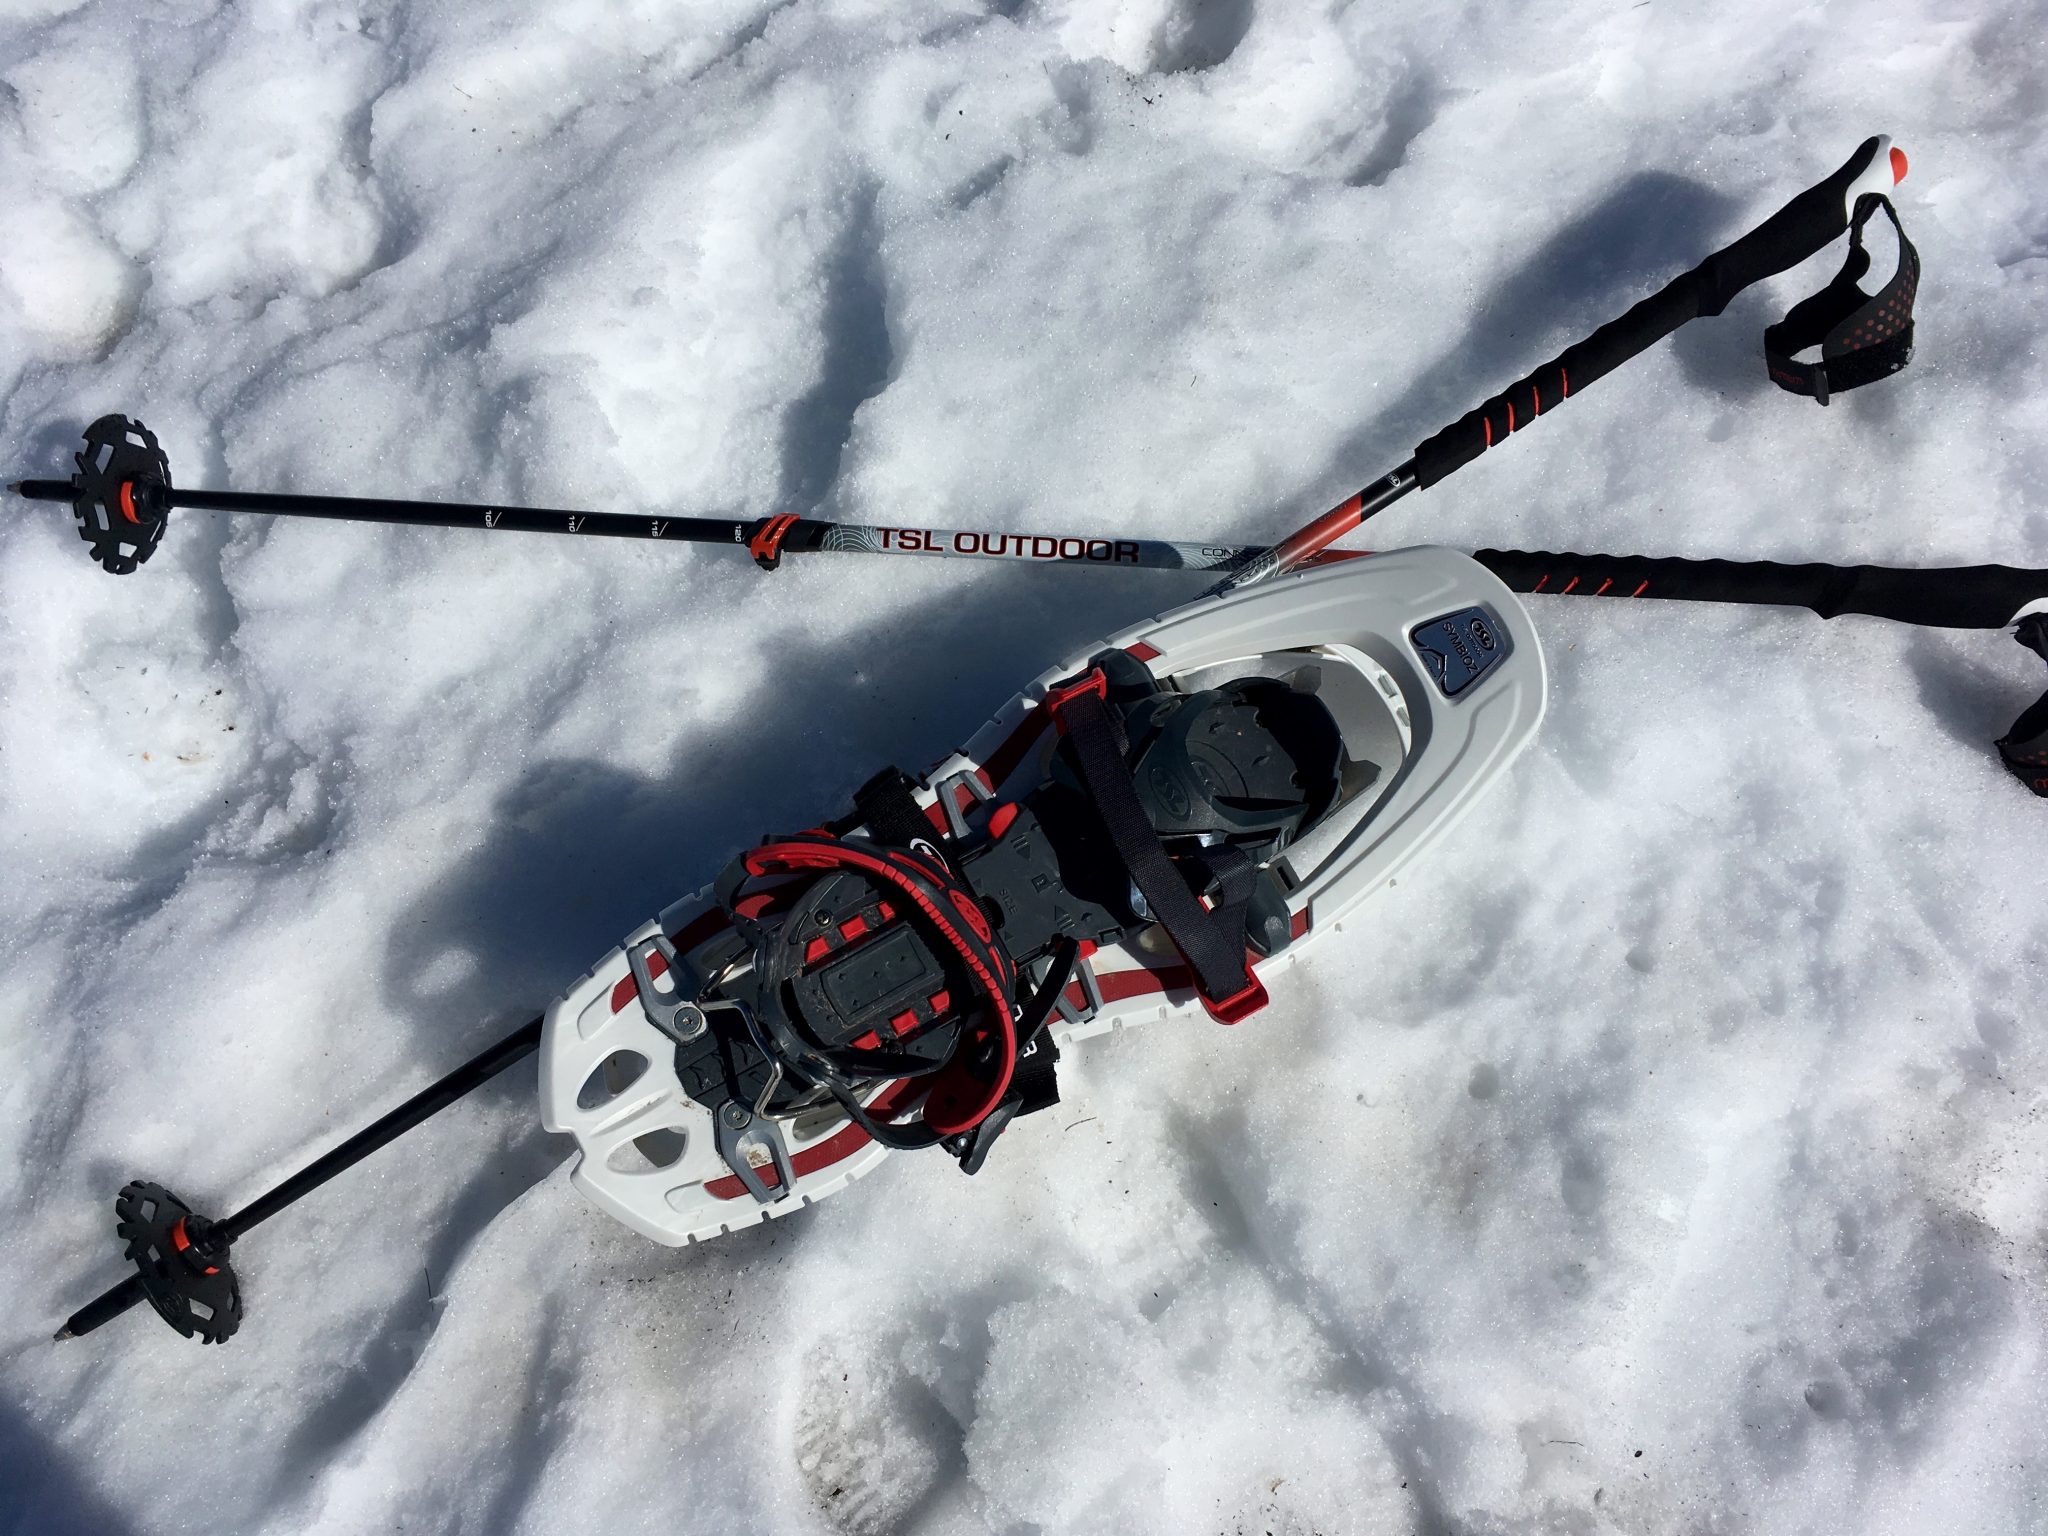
[4,0,2047,1531]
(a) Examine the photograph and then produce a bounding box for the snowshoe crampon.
[538,548,1545,1244]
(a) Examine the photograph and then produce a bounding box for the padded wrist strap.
[1996,616,2048,798]
[1764,195,1919,405]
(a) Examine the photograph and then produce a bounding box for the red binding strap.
[744,835,1018,1133]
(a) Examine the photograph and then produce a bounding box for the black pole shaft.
[1475,549,2048,631]
[58,1017,544,1340]
[59,1275,147,1339]
[1206,463,1418,592]
[221,1016,544,1238]
[169,487,750,551]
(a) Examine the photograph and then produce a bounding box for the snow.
[3,0,2046,1530]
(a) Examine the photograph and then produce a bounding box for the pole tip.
[53,1325,75,1342]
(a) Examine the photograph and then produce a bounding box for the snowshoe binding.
[538,547,1546,1243]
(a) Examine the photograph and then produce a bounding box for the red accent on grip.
[1889,146,1908,184]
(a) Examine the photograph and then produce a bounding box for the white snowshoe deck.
[539,547,1545,1245]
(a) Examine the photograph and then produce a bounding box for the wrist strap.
[1764,194,1919,405]
[1996,616,2048,798]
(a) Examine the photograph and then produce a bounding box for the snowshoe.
[537,547,1545,1244]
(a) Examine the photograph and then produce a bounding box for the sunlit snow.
[3,1,2046,1532]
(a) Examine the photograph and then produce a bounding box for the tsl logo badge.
[1410,607,1511,698]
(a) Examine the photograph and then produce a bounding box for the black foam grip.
[1414,138,1887,489]
[1472,549,2048,632]
[1055,684,1256,1009]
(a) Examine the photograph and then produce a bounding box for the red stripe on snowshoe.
[611,946,669,1014]
[673,907,732,951]
[977,698,1062,788]
[704,1080,922,1199]
[1095,964,1190,1001]
[1070,950,1275,1009]
[609,907,734,1015]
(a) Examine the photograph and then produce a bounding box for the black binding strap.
[852,767,941,850]
[953,938,1077,1174]
[726,832,1019,1135]
[1765,195,1918,405]
[1996,615,2048,798]
[1013,938,1081,1069]
[1047,670,1267,1023]
[832,936,1078,1169]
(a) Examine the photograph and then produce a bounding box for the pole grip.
[1414,137,1901,489]
[1474,548,2048,630]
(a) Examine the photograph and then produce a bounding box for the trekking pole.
[15,416,2041,628]
[1209,135,1915,590]
[7,415,1268,577]
[1470,549,2048,632]
[12,140,1911,582]
[1469,549,2048,797]
[56,1017,543,1345]
[16,417,2046,788]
